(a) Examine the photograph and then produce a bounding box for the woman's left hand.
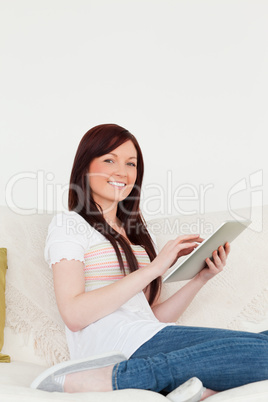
[196,242,231,284]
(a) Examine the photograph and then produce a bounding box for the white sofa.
[1,204,268,401]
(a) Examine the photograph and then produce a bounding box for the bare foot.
[201,388,219,400]
[63,364,114,393]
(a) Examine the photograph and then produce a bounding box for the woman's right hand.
[151,234,203,277]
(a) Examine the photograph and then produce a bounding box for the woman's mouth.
[108,181,126,189]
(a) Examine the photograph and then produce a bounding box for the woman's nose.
[114,163,127,177]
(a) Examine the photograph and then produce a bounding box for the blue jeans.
[112,326,268,393]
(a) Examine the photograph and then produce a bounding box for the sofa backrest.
[1,205,267,366]
[0,207,68,366]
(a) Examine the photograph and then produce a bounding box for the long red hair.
[68,124,161,305]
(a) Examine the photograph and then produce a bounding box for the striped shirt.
[84,242,149,290]
[44,211,174,360]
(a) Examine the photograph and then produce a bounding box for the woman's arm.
[52,234,202,332]
[151,243,231,323]
[53,258,157,332]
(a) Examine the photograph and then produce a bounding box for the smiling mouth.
[108,181,126,188]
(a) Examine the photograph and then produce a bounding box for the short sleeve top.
[44,211,173,359]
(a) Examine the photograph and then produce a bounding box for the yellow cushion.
[0,248,10,362]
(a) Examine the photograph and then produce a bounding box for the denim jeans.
[112,326,268,393]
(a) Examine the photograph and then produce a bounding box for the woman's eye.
[104,159,136,167]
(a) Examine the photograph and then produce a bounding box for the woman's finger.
[176,234,203,244]
[177,242,200,252]
[178,245,197,257]
[224,242,231,256]
[218,245,226,265]
[205,256,219,274]
[212,250,223,269]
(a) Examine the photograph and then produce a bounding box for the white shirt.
[44,211,174,359]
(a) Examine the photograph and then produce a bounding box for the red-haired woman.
[32,124,268,402]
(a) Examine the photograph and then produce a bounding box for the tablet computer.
[163,220,251,283]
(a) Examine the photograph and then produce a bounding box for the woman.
[32,124,268,401]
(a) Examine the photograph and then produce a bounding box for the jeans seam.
[113,362,120,390]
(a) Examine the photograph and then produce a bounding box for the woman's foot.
[201,388,218,400]
[166,377,205,402]
[64,364,114,392]
[166,377,218,402]
[30,352,126,392]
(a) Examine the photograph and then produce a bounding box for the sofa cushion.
[148,205,268,332]
[0,248,10,363]
[2,327,50,366]
[0,207,69,366]
[205,381,268,401]
[0,361,167,401]
[0,362,267,401]
[0,361,46,387]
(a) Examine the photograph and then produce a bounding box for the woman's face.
[88,140,138,211]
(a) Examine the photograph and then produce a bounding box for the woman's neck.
[94,200,120,227]
[103,212,121,228]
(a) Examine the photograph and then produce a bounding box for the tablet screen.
[163,220,251,283]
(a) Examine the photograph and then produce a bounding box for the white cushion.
[148,205,268,332]
[0,206,68,366]
[206,380,268,401]
[2,328,49,366]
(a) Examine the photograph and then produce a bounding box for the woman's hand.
[151,241,231,322]
[151,234,203,277]
[196,242,231,284]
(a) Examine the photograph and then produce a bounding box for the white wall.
[1,0,267,221]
